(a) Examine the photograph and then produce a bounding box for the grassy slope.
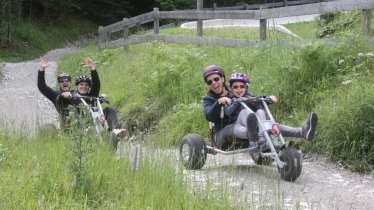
[57,13,374,172]
[1,11,373,209]
[0,19,96,62]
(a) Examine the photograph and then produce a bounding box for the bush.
[314,79,374,172]
[317,11,361,38]
[150,102,207,147]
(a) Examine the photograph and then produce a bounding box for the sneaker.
[249,141,258,148]
[113,129,127,139]
[301,112,318,141]
[246,113,259,142]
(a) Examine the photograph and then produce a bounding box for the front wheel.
[179,134,207,170]
[278,147,302,182]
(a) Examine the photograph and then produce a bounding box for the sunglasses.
[232,85,246,90]
[206,77,220,85]
[58,79,71,83]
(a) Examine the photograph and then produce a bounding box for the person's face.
[231,81,247,97]
[58,78,71,92]
[77,82,90,94]
[206,74,224,94]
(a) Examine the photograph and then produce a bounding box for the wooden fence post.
[123,18,129,50]
[260,19,267,41]
[154,8,159,35]
[362,9,372,36]
[197,0,203,37]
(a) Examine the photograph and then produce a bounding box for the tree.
[154,0,195,11]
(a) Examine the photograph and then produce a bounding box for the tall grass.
[0,19,96,62]
[57,15,374,172]
[0,129,234,209]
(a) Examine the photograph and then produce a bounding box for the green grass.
[161,27,292,40]
[0,19,96,62]
[284,20,319,39]
[59,15,374,172]
[0,131,234,209]
[1,12,373,209]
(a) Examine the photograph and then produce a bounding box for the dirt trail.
[183,152,374,209]
[0,48,78,134]
[1,47,373,209]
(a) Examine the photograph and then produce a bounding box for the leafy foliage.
[317,11,362,38]
[0,19,95,62]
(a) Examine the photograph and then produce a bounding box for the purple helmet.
[229,72,250,86]
[203,65,225,82]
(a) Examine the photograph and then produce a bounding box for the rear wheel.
[278,147,302,181]
[179,134,207,170]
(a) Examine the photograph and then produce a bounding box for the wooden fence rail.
[98,0,374,50]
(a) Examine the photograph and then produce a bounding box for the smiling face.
[231,81,247,98]
[77,82,90,95]
[206,73,224,95]
[58,78,71,92]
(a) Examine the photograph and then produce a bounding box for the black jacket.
[37,71,74,124]
[203,91,231,134]
[224,92,263,124]
[38,70,100,126]
[56,70,100,115]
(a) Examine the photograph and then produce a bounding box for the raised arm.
[84,57,100,96]
[37,56,58,105]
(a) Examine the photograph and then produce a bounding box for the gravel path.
[1,46,373,209]
[0,47,78,135]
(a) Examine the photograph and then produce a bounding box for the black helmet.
[57,72,71,82]
[75,75,92,86]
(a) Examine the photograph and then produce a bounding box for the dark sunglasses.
[206,77,220,85]
[58,79,71,83]
[232,84,246,90]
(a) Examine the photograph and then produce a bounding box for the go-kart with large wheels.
[179,97,303,182]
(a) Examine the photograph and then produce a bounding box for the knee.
[238,109,250,117]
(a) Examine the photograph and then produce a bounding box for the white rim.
[181,143,190,162]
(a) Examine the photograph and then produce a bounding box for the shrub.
[313,77,374,172]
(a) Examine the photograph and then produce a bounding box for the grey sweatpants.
[233,109,302,140]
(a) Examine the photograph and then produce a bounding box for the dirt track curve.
[1,48,373,209]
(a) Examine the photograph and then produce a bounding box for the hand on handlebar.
[218,97,231,105]
[61,91,72,99]
[266,95,278,104]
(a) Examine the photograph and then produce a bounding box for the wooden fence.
[98,0,374,50]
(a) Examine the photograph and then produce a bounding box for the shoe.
[246,113,259,142]
[112,129,127,139]
[301,112,318,141]
[258,138,266,145]
[118,129,127,139]
[249,141,258,148]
